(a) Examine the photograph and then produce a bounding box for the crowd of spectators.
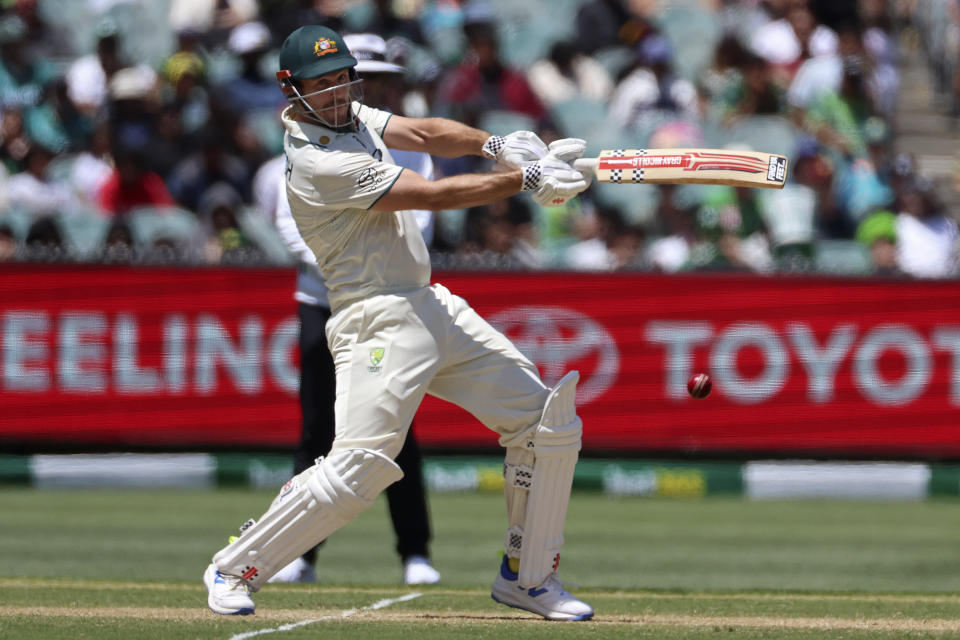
[0,0,958,278]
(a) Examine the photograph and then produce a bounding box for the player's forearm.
[397,117,490,158]
[425,170,523,209]
[374,168,522,212]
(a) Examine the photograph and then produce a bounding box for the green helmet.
[278,25,357,80]
[277,26,363,129]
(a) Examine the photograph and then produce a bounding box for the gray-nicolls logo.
[488,306,619,404]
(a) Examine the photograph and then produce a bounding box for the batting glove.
[521,151,590,207]
[546,137,588,164]
[482,131,548,168]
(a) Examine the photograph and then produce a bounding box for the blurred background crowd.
[1,0,959,277]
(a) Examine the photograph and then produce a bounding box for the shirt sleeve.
[355,103,393,137]
[310,149,403,211]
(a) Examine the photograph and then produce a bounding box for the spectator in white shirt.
[6,144,76,218]
[895,178,959,279]
[66,26,121,115]
[609,35,699,132]
[527,42,613,107]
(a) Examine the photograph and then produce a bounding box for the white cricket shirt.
[281,103,431,312]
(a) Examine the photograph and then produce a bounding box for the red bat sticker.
[599,152,766,174]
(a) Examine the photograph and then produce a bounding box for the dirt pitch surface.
[5,581,960,638]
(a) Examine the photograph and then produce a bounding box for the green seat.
[44,155,75,186]
[128,205,201,249]
[245,109,285,156]
[499,24,555,69]
[656,2,721,82]
[492,0,572,68]
[672,184,724,210]
[593,46,634,80]
[104,1,174,67]
[814,239,872,275]
[477,110,537,137]
[581,123,640,158]
[550,98,609,139]
[235,207,295,265]
[341,1,375,32]
[435,208,467,247]
[724,116,799,158]
[57,208,111,259]
[38,0,96,54]
[425,26,465,67]
[0,207,35,241]
[591,182,661,228]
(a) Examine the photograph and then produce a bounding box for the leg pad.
[213,448,402,590]
[504,371,583,588]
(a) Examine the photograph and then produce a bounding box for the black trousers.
[295,303,432,561]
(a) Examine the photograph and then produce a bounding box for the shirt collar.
[281,104,364,145]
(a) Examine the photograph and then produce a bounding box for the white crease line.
[228,592,422,640]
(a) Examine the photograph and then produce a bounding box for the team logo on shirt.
[314,38,338,56]
[357,167,384,191]
[368,347,385,373]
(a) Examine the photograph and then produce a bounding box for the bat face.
[576,149,789,189]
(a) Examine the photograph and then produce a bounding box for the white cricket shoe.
[203,563,255,615]
[403,555,441,585]
[491,556,593,621]
[268,557,317,583]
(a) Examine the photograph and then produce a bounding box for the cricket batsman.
[203,25,594,621]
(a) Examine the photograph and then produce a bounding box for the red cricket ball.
[687,373,712,399]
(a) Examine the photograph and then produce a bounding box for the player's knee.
[328,426,409,463]
[515,371,583,453]
[306,448,404,519]
[535,372,582,454]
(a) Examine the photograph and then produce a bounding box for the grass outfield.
[3,488,960,638]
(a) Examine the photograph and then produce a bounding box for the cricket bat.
[573,148,788,189]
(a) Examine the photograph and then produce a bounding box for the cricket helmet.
[276,25,363,129]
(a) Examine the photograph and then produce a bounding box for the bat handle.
[572,158,597,174]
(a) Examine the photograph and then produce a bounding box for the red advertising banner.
[2,265,960,458]
[0,265,301,448]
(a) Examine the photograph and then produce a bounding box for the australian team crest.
[368,347,385,373]
[314,37,338,56]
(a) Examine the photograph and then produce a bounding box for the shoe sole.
[491,591,594,622]
[208,601,255,616]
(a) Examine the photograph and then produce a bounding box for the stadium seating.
[127,205,203,258]
[235,206,296,265]
[57,208,112,259]
[0,208,35,242]
[592,182,661,228]
[592,47,634,81]
[550,98,609,141]
[477,110,537,137]
[814,239,872,275]
[724,116,800,157]
[655,2,721,82]
[245,108,285,156]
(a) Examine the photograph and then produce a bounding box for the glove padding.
[482,130,548,168]
[521,149,590,207]
[545,137,587,164]
[521,138,590,207]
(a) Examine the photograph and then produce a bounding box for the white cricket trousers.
[325,283,549,459]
